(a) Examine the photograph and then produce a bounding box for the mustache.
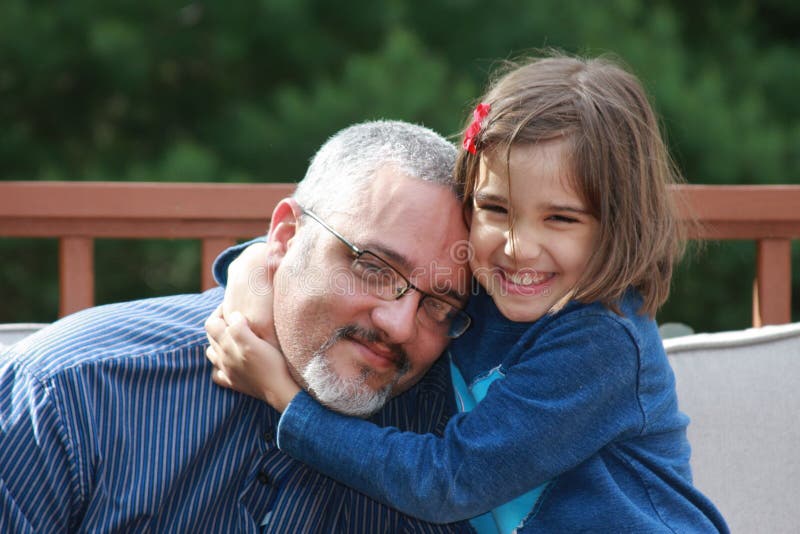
[322,324,410,374]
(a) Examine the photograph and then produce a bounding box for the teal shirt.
[449,356,548,533]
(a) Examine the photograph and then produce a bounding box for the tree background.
[1,0,798,330]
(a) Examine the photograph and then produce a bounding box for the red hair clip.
[462,103,491,155]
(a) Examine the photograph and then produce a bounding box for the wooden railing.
[0,182,798,326]
[0,182,294,317]
[676,185,798,326]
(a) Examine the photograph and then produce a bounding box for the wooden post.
[753,238,792,326]
[59,237,94,317]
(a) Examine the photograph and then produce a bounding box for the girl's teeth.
[510,272,547,285]
[514,273,532,285]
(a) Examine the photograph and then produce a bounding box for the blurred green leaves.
[1,0,798,329]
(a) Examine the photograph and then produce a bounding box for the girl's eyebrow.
[544,203,591,214]
[475,189,590,214]
[473,191,507,204]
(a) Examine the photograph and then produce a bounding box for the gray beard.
[302,352,394,418]
[301,326,409,418]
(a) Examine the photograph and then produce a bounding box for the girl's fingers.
[206,314,244,358]
[212,367,233,389]
[228,312,262,351]
[204,305,227,340]
[206,344,217,366]
[205,327,228,365]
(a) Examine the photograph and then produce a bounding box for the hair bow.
[462,103,491,155]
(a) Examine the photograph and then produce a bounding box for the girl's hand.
[221,241,278,343]
[205,305,301,412]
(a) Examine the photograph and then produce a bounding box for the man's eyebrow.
[363,242,414,272]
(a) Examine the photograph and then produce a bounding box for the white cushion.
[665,322,800,534]
[0,323,48,350]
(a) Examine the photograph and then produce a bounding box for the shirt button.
[263,429,274,442]
[257,471,270,485]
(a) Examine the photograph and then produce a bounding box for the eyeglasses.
[301,207,471,339]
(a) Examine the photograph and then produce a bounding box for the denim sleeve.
[211,237,268,287]
[277,314,646,523]
[0,356,80,532]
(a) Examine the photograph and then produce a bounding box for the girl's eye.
[548,214,579,223]
[478,203,508,214]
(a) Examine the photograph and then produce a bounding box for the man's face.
[271,167,470,416]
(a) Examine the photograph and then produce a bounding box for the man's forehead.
[370,165,455,200]
[334,172,464,237]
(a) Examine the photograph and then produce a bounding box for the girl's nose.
[504,228,542,261]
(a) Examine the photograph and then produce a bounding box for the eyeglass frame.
[299,207,472,339]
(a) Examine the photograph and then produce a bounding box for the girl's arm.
[209,312,647,523]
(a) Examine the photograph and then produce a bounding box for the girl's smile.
[497,267,556,296]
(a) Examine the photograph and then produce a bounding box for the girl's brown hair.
[455,52,684,316]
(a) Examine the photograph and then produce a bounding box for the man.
[0,121,473,532]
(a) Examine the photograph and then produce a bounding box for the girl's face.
[469,140,599,322]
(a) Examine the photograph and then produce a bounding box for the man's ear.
[266,198,302,258]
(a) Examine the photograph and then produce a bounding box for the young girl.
[206,54,728,532]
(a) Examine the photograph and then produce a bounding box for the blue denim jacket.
[278,287,728,532]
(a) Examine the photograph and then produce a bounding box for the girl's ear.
[266,198,302,257]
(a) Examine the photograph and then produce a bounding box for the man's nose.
[370,292,420,344]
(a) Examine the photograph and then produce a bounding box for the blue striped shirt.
[0,288,471,533]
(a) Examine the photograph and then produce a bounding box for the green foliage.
[1,0,798,329]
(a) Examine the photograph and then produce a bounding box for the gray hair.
[293,120,458,217]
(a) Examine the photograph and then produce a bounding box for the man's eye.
[353,257,386,273]
[423,298,451,321]
[426,298,445,312]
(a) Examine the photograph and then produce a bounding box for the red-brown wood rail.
[674,185,799,326]
[0,182,293,316]
[1,182,798,326]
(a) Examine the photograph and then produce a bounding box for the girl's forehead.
[477,141,579,196]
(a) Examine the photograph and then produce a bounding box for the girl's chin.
[493,298,549,323]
